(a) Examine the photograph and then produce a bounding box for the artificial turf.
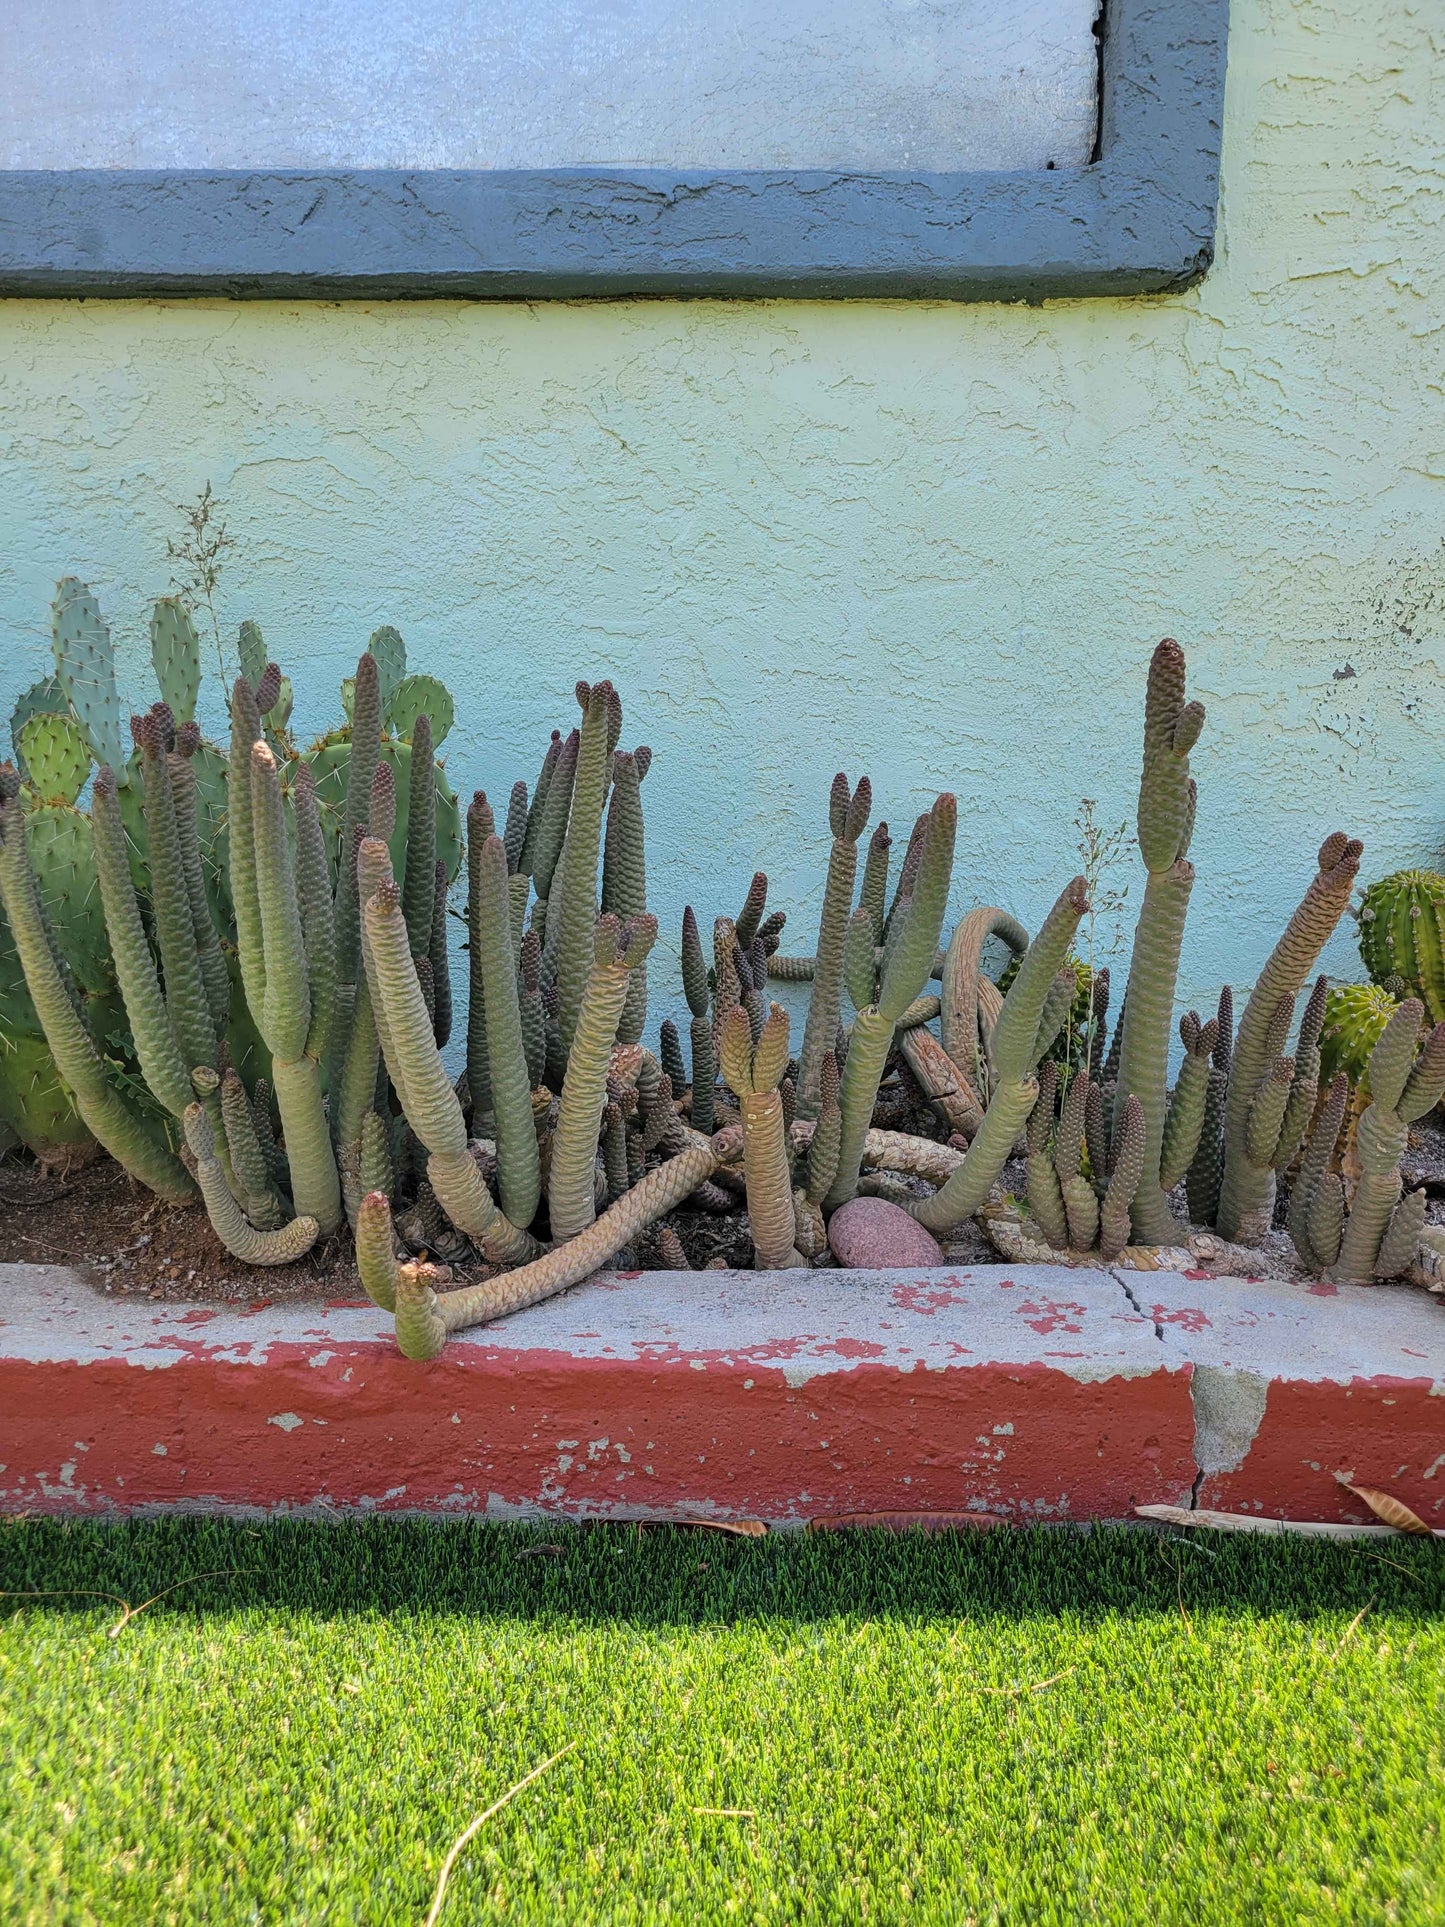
[1,1518,1441,1926]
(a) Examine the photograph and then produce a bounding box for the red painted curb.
[0,1263,1440,1526]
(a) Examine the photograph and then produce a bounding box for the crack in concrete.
[1110,1266,1203,1509]
[1109,1267,1164,1342]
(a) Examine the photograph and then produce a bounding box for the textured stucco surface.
[0,0,1441,1026]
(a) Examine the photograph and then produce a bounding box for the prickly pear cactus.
[51,578,124,777]
[1319,982,1398,1092]
[9,676,68,778]
[1358,870,1445,1023]
[16,712,90,806]
[389,673,454,747]
[149,598,202,727]
[305,729,462,888]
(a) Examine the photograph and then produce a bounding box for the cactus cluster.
[1289,1001,1445,1283]
[9,587,1444,1344]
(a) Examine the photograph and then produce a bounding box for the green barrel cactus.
[1358,870,1445,1023]
[1319,982,1399,1092]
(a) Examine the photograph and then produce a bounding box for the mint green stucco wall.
[0,0,1440,1023]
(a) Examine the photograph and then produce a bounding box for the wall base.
[1,1263,1440,1526]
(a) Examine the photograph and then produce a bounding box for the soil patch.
[0,1155,356,1305]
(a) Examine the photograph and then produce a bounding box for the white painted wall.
[4,0,1099,172]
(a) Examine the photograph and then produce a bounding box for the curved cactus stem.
[549,914,657,1242]
[1159,1014,1216,1193]
[1244,1058,1294,1166]
[394,1130,739,1355]
[940,906,1029,1094]
[797,774,871,1119]
[0,794,194,1200]
[906,1073,1038,1234]
[1308,1172,1346,1270]
[476,834,542,1229]
[183,1104,318,1265]
[1218,834,1363,1243]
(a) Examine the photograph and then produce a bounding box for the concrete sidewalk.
[1,1262,1440,1526]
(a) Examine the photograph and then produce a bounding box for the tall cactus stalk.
[797,774,871,1119]
[246,742,342,1236]
[362,851,537,1263]
[549,914,657,1242]
[826,792,954,1209]
[1112,640,1205,1244]
[549,683,616,1057]
[1217,833,1363,1243]
[720,1000,799,1267]
[602,745,651,1046]
[475,833,542,1229]
[400,711,437,960]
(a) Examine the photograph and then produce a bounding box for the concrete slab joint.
[0,1260,1439,1527]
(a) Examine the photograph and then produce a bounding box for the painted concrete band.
[0,0,1227,298]
[1,1262,1440,1526]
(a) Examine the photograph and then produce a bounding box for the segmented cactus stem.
[393,1130,741,1357]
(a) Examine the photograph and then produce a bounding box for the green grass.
[1,1519,1442,1925]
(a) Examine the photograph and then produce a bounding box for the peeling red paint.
[1155,1307,1212,1333]
[0,1345,1195,1522]
[1016,1299,1086,1335]
[1198,1375,1444,1523]
[891,1281,971,1315]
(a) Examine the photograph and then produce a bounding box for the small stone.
[828,1197,944,1270]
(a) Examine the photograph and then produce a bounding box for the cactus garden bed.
[3,579,1445,1370]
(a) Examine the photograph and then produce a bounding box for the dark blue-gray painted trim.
[0,0,1227,301]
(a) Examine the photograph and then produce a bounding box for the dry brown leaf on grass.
[672,1518,767,1537]
[1135,1505,1421,1541]
[808,1511,1005,1535]
[1334,1478,1432,1535]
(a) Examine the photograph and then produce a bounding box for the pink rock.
[828,1198,944,1270]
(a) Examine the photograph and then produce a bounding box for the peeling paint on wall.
[0,0,1440,1031]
